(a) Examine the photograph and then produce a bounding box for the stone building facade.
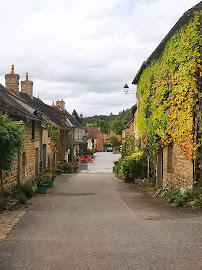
[156,143,193,189]
[86,127,104,152]
[1,66,44,190]
[103,131,122,145]
[132,3,202,189]
[2,120,42,190]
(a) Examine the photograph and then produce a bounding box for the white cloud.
[0,0,200,116]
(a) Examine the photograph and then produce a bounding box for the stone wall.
[2,120,41,190]
[162,143,193,189]
[125,120,134,137]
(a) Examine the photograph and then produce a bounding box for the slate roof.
[86,127,102,139]
[131,104,137,116]
[0,84,39,121]
[64,110,84,129]
[20,92,66,127]
[132,2,202,84]
[124,118,134,127]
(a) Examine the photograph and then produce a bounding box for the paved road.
[0,153,202,269]
[88,152,121,173]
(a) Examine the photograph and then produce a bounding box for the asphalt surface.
[0,152,202,270]
[88,152,121,173]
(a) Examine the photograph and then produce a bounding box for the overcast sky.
[0,0,200,116]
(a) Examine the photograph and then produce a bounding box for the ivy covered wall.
[136,11,201,163]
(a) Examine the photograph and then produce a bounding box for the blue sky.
[0,0,200,116]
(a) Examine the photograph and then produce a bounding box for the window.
[22,152,26,177]
[167,144,173,173]
[32,120,35,140]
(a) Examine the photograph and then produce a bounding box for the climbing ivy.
[47,124,60,153]
[136,11,202,161]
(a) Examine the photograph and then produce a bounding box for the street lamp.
[124,83,129,94]
[123,83,136,94]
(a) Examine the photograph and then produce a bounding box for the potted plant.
[56,162,63,175]
[62,162,71,174]
[43,170,54,188]
[35,170,55,193]
[35,173,49,194]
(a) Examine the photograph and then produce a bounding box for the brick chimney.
[5,65,20,96]
[55,99,65,110]
[21,73,33,96]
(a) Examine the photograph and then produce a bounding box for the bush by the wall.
[120,152,147,182]
[162,185,202,207]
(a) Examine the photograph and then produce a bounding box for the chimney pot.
[5,65,20,96]
[26,73,28,80]
[11,65,14,74]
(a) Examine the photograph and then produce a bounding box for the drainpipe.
[40,123,43,171]
[17,150,21,182]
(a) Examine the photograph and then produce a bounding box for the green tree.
[110,136,121,148]
[0,112,25,199]
[110,119,123,133]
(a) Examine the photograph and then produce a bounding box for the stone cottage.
[86,127,104,152]
[53,100,85,156]
[20,83,69,165]
[132,3,202,189]
[0,66,44,189]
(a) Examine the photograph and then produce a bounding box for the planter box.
[56,170,62,175]
[45,178,54,188]
[63,169,69,174]
[37,183,49,194]
[82,164,88,171]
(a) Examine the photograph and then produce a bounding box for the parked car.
[107,147,113,152]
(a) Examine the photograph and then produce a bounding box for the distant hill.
[83,109,132,134]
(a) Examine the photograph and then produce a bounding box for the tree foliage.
[109,136,121,148]
[84,109,132,134]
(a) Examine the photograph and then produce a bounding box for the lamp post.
[123,83,136,94]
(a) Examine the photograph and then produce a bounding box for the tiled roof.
[0,84,39,121]
[20,92,65,127]
[124,118,134,127]
[86,127,102,139]
[64,110,84,129]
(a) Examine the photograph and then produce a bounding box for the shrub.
[20,183,33,199]
[2,182,34,209]
[120,152,147,182]
[62,162,72,170]
[174,193,188,207]
[113,160,121,174]
[162,186,202,207]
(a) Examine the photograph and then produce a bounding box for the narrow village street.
[0,152,202,270]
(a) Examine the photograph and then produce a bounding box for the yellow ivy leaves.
[136,11,202,160]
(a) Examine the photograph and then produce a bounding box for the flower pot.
[63,169,69,174]
[45,179,54,188]
[57,170,62,175]
[37,183,49,194]
[82,164,88,171]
